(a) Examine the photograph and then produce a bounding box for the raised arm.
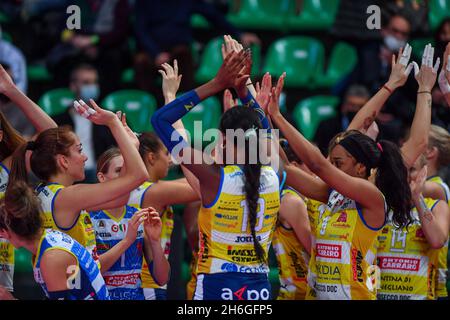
[57,101,148,217]
[438,43,450,107]
[411,167,450,249]
[348,44,414,132]
[142,208,170,286]
[0,64,57,132]
[268,96,385,219]
[151,51,248,205]
[97,210,147,274]
[401,44,440,168]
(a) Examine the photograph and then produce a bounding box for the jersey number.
[240,199,265,232]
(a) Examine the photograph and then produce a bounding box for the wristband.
[417,91,431,95]
[382,84,393,94]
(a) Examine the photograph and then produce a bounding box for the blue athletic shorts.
[193,272,271,300]
[143,288,167,300]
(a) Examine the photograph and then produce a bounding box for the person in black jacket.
[52,64,115,183]
[314,85,370,156]
[133,0,259,99]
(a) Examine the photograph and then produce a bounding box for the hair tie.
[26,141,36,151]
[377,142,383,153]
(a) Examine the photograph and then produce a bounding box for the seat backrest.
[102,90,156,133]
[196,37,262,83]
[292,95,339,140]
[326,42,357,79]
[237,0,292,16]
[263,36,324,86]
[182,96,222,147]
[302,0,340,16]
[429,0,450,30]
[38,88,74,117]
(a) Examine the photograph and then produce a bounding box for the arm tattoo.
[418,195,433,222]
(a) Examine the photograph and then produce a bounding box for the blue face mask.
[80,84,99,101]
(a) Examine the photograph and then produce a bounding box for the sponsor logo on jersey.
[84,215,92,226]
[199,232,209,263]
[235,235,262,243]
[111,224,127,233]
[316,244,342,259]
[378,257,420,272]
[220,286,270,300]
[220,262,267,273]
[351,248,364,282]
[382,227,389,234]
[226,246,259,263]
[0,183,7,193]
[415,228,425,239]
[336,212,347,222]
[97,232,112,238]
[215,213,238,221]
[287,251,307,279]
[98,220,106,229]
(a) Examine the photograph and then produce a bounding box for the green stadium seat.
[191,14,210,29]
[287,0,340,30]
[0,11,10,24]
[263,36,325,88]
[121,68,134,84]
[292,95,339,140]
[429,0,450,31]
[314,42,357,88]
[102,90,157,133]
[14,247,32,273]
[182,95,222,148]
[38,88,74,117]
[195,37,261,83]
[227,0,293,30]
[28,64,53,82]
[410,38,434,60]
[1,31,12,43]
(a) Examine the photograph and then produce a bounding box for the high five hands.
[387,43,440,92]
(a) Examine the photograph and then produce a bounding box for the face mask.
[384,35,406,52]
[80,84,99,101]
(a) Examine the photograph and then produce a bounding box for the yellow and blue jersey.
[427,175,450,299]
[272,187,309,300]
[196,165,280,275]
[35,182,98,265]
[89,205,145,300]
[0,162,14,292]
[376,198,440,300]
[128,182,174,292]
[33,229,109,300]
[306,189,385,300]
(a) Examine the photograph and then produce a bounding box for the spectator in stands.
[384,0,429,35]
[0,25,27,93]
[133,0,260,99]
[435,18,450,63]
[313,85,370,156]
[344,13,417,144]
[0,62,34,138]
[51,64,115,183]
[46,0,131,96]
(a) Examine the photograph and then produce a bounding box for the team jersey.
[186,251,198,300]
[35,183,98,265]
[427,175,449,299]
[306,189,385,300]
[128,181,174,290]
[0,162,14,292]
[376,198,440,300]
[305,197,325,235]
[197,165,280,275]
[90,206,145,300]
[33,229,109,300]
[272,187,309,300]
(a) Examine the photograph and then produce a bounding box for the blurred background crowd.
[1,0,449,299]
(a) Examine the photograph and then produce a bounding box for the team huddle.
[0,35,449,300]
